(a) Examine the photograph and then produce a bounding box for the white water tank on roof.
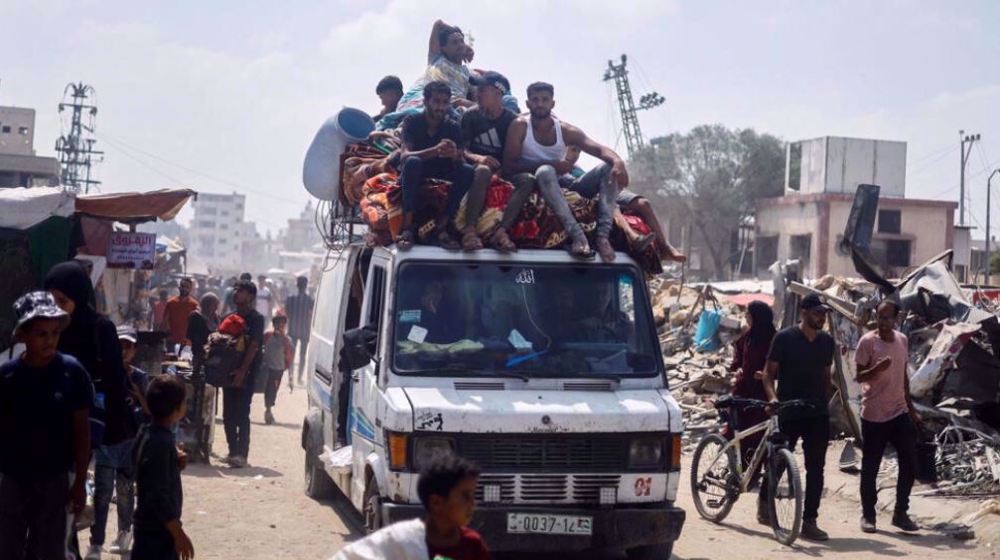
[785,136,907,198]
[302,108,375,201]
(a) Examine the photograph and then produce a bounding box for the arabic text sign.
[107,232,156,269]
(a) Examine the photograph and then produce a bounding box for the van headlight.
[413,437,456,470]
[629,437,663,469]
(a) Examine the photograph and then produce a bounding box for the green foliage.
[628,125,785,278]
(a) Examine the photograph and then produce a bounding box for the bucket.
[302,107,376,201]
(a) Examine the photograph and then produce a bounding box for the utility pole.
[959,130,980,226]
[602,54,665,159]
[55,82,103,193]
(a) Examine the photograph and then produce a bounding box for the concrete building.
[188,192,247,272]
[0,106,60,188]
[755,136,957,279]
[281,200,322,252]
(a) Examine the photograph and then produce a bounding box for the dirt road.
[88,387,991,559]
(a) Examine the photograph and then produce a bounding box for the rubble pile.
[657,250,1000,494]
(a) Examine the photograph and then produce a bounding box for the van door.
[348,255,388,446]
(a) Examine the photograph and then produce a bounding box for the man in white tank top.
[498,82,629,262]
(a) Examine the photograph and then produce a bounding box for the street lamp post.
[987,169,1000,284]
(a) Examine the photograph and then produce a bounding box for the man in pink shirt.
[854,300,920,534]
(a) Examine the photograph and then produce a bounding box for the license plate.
[507,513,593,536]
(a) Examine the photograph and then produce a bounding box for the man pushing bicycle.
[762,293,835,542]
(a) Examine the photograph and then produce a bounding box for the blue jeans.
[399,156,475,228]
[536,162,617,238]
[91,438,136,545]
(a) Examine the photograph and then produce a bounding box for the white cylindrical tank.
[302,108,375,201]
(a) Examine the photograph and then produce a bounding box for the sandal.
[490,227,517,253]
[460,228,484,252]
[630,232,656,254]
[569,236,595,260]
[395,229,415,251]
[437,230,461,251]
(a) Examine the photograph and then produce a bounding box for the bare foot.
[595,237,615,262]
[661,244,687,262]
[490,227,517,253]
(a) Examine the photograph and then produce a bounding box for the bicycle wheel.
[690,432,740,523]
[768,448,803,545]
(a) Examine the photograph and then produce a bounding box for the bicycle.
[690,396,811,545]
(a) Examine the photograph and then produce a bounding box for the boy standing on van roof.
[0,292,91,559]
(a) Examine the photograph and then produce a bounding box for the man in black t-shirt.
[762,293,835,541]
[221,280,264,468]
[459,71,516,251]
[397,80,482,251]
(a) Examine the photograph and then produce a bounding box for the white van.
[301,244,685,558]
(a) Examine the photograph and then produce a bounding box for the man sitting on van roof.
[501,82,629,262]
[396,81,489,251]
[457,71,516,251]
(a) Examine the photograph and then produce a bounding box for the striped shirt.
[285,292,314,340]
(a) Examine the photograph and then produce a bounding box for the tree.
[628,125,785,279]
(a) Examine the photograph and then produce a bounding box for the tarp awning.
[0,187,75,230]
[75,188,196,224]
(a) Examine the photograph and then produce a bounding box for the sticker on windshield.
[515,268,535,285]
[399,309,422,323]
[619,274,633,287]
[508,329,532,350]
[407,325,428,344]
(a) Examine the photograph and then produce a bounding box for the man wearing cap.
[762,293,835,541]
[458,71,516,251]
[0,292,92,559]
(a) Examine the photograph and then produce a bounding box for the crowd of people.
[362,19,686,264]
[0,260,315,559]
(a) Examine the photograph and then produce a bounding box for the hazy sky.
[4,0,999,238]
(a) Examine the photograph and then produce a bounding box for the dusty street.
[86,386,993,559]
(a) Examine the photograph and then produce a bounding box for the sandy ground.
[83,385,995,560]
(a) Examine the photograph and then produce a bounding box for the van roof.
[371,244,642,268]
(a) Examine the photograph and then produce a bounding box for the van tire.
[362,475,383,533]
[304,447,335,500]
[626,542,673,560]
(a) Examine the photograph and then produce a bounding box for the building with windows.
[188,192,247,272]
[0,105,60,188]
[753,136,957,279]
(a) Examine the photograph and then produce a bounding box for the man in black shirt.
[222,280,264,468]
[459,71,516,251]
[397,80,483,251]
[762,293,835,541]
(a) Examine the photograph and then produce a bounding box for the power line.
[97,135,187,185]
[93,130,303,207]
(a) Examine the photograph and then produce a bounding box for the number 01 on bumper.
[507,513,594,536]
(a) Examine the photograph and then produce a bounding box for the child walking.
[131,375,193,560]
[262,314,293,425]
[0,291,92,559]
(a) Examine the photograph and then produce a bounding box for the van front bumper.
[382,502,685,552]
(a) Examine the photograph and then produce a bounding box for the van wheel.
[626,542,674,560]
[362,475,382,533]
[304,447,335,500]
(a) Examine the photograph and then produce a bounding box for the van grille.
[474,474,621,504]
[457,434,628,472]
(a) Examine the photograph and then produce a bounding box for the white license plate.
[507,513,593,536]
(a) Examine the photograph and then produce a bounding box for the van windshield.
[392,262,661,378]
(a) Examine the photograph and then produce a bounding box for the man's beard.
[530,108,551,119]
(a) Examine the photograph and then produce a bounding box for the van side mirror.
[341,325,378,370]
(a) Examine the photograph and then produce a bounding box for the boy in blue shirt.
[0,291,92,559]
